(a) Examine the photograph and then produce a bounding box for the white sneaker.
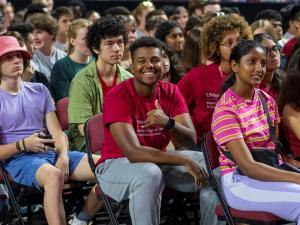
[70,215,90,225]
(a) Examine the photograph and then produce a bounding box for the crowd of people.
[0,0,300,225]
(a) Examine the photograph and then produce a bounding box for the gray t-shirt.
[31,47,66,81]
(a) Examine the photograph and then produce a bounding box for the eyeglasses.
[219,40,241,49]
[264,46,279,55]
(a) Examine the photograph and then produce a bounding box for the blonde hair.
[67,19,91,55]
[132,1,155,25]
[250,19,276,40]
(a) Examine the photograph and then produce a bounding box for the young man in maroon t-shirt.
[95,37,208,225]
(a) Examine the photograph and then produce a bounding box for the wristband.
[16,140,21,152]
[22,139,27,152]
[166,117,175,130]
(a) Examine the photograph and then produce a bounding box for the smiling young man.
[68,17,132,151]
[95,36,208,225]
[27,13,67,81]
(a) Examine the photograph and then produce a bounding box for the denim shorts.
[4,150,84,190]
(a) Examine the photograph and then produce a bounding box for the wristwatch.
[166,117,175,130]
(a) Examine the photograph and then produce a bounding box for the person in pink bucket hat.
[0,35,103,225]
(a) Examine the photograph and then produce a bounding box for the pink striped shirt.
[211,88,280,175]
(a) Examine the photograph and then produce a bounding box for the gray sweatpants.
[95,150,223,225]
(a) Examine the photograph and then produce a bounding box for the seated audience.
[254,33,283,100]
[145,17,166,38]
[1,2,15,33]
[160,42,181,84]
[212,40,300,224]
[182,27,205,73]
[132,0,155,38]
[178,13,252,143]
[255,9,283,42]
[2,30,51,91]
[0,36,102,225]
[52,6,74,51]
[282,5,300,59]
[50,19,92,102]
[27,13,67,81]
[119,15,137,71]
[68,17,132,151]
[177,6,189,31]
[278,48,300,167]
[155,21,185,77]
[85,10,100,23]
[67,0,86,19]
[95,36,209,225]
[251,19,277,40]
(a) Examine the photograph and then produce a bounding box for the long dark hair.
[221,40,265,95]
[253,33,283,92]
[278,48,300,113]
[160,41,182,84]
[182,27,202,73]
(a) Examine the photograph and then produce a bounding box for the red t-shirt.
[259,82,278,101]
[284,125,300,158]
[99,73,118,97]
[282,37,297,57]
[177,63,229,143]
[97,78,188,164]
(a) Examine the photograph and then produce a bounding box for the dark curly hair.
[86,16,127,59]
[155,21,180,43]
[201,13,252,63]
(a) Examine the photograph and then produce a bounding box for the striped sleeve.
[212,107,243,147]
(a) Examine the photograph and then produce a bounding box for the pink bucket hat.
[0,36,31,60]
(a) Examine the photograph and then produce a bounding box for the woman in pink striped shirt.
[212,40,300,224]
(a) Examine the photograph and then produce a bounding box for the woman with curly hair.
[178,13,253,143]
[278,48,300,168]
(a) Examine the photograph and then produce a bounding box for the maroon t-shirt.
[99,73,118,97]
[177,63,229,143]
[97,78,188,164]
[282,37,297,58]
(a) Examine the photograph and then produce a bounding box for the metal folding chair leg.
[0,162,25,225]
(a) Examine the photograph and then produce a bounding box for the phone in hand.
[39,133,55,148]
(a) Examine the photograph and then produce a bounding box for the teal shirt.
[50,56,92,102]
[68,61,133,150]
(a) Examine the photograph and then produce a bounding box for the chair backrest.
[84,113,104,171]
[202,131,236,225]
[202,131,220,170]
[56,97,69,131]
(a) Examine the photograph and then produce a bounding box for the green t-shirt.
[50,56,92,102]
[68,61,133,150]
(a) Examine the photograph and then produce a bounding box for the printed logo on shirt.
[136,120,164,137]
[205,92,219,109]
